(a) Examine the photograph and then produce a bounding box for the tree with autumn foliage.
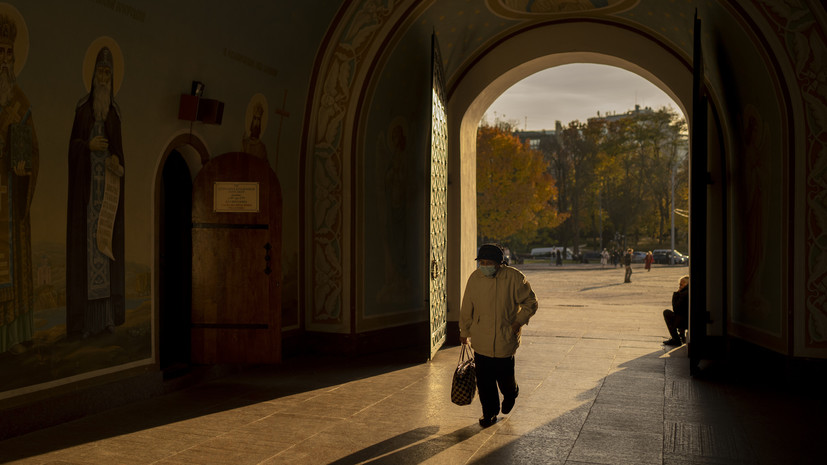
[533,106,688,252]
[476,123,565,248]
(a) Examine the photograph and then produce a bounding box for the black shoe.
[479,415,498,428]
[502,386,519,414]
[663,338,681,346]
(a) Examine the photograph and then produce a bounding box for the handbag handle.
[458,343,473,364]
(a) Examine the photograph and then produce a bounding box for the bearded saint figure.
[242,102,268,161]
[0,14,38,354]
[66,46,125,339]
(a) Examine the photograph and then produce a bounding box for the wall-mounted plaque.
[214,182,260,212]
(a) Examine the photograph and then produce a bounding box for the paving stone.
[582,403,663,434]
[469,433,575,464]
[663,421,758,464]
[568,428,663,464]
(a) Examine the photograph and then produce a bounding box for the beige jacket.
[459,265,538,358]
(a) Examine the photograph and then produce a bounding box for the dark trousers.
[474,352,518,418]
[663,309,686,341]
[624,265,632,282]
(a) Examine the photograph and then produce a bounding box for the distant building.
[589,104,688,160]
[587,104,654,124]
[513,122,560,151]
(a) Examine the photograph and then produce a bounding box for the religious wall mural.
[711,7,785,344]
[372,117,414,309]
[242,93,269,163]
[361,18,431,323]
[0,30,150,395]
[0,5,37,358]
[0,0,335,397]
[737,104,772,325]
[67,39,126,340]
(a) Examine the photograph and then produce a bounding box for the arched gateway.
[302,1,813,365]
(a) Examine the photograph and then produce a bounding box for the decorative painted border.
[305,0,410,327]
[753,1,827,351]
[485,0,639,19]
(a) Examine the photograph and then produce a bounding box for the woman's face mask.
[479,265,497,277]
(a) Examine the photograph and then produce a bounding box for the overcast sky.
[484,64,682,131]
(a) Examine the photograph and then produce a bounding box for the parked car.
[652,249,689,265]
[530,246,572,260]
[632,251,647,263]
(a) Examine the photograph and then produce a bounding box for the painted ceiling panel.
[414,0,702,84]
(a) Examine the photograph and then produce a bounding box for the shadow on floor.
[328,424,481,464]
[0,349,426,463]
[1,344,825,464]
[467,346,826,465]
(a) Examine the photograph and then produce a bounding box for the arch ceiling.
[446,19,695,143]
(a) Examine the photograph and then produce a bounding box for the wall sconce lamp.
[178,80,224,124]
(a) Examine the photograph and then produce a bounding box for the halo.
[0,3,29,76]
[82,36,125,96]
[742,104,765,150]
[244,93,269,137]
[386,116,408,152]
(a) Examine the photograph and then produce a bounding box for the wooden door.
[191,152,282,364]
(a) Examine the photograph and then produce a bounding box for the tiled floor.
[0,265,823,464]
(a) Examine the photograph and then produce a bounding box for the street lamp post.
[598,183,603,251]
[670,163,676,265]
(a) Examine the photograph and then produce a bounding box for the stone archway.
[445,19,711,335]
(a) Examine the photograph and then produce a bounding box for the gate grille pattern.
[429,35,448,359]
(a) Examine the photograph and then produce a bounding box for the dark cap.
[476,244,504,264]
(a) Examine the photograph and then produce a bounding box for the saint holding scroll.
[66,45,125,339]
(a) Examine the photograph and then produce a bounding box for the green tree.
[476,124,564,245]
[590,107,688,249]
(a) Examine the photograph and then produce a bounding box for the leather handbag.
[451,344,476,405]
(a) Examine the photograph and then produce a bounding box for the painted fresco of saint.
[242,93,269,164]
[0,9,38,355]
[66,40,125,339]
[374,117,412,305]
[739,105,770,319]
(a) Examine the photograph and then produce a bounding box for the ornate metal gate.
[428,34,448,360]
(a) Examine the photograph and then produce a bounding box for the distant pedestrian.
[644,251,654,271]
[623,248,633,283]
[555,250,563,267]
[601,248,609,268]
